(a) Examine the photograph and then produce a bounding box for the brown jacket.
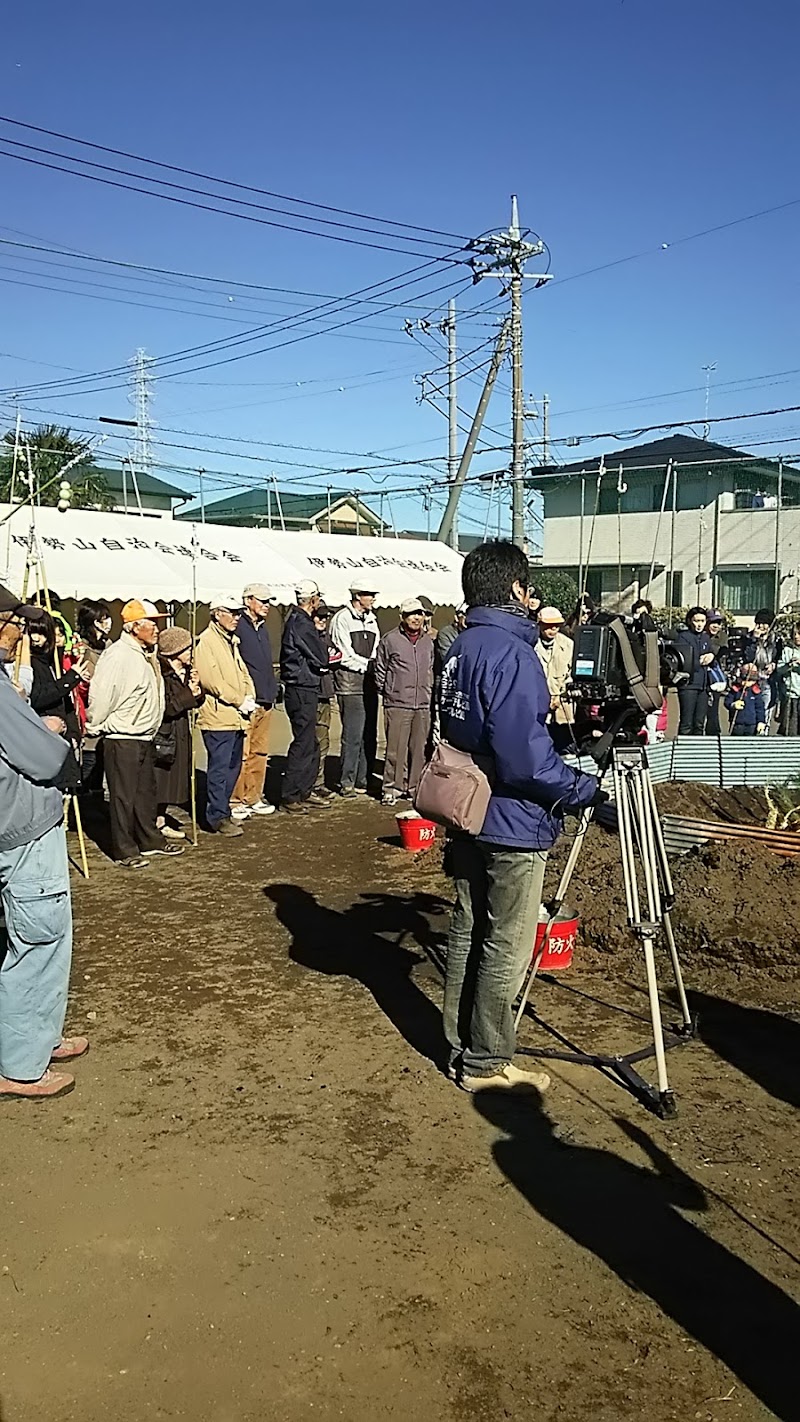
[534,630,575,724]
[195,621,255,732]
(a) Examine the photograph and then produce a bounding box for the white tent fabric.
[0,505,464,607]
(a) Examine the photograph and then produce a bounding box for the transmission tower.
[131,348,155,478]
[470,197,552,548]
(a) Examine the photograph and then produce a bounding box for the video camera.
[569,615,688,754]
[571,616,688,704]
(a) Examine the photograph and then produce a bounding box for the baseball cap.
[243,582,275,603]
[349,580,378,595]
[295,578,321,600]
[121,599,168,623]
[313,603,331,619]
[0,582,46,621]
[400,597,425,615]
[538,606,565,625]
[210,595,245,613]
[706,608,724,622]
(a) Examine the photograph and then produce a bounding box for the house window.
[717,569,777,614]
[598,480,655,515]
[666,571,683,607]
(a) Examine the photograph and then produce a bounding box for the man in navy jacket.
[440,541,599,1093]
[280,580,331,814]
[231,583,279,817]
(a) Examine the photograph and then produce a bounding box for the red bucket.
[533,914,579,971]
[396,812,437,853]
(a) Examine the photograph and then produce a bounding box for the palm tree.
[0,424,113,509]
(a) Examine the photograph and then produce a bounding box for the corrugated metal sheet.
[660,815,800,858]
[567,738,800,788]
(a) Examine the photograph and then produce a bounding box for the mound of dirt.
[544,824,800,978]
[654,781,769,826]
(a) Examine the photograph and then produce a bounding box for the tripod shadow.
[264,885,448,1065]
[474,1087,798,1419]
[353,890,450,973]
[691,991,800,1109]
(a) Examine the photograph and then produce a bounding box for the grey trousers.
[444,838,547,1076]
[383,706,431,795]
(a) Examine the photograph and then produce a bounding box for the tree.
[0,424,113,509]
[531,566,579,616]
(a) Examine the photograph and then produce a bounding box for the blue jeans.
[0,822,72,1081]
[338,693,368,791]
[202,730,245,828]
[444,838,547,1076]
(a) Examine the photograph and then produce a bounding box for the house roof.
[526,434,796,483]
[97,466,188,500]
[176,487,383,524]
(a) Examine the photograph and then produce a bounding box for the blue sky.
[1,0,798,544]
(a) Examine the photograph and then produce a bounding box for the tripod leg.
[72,794,90,880]
[662,911,693,1029]
[642,929,673,1107]
[514,804,593,1029]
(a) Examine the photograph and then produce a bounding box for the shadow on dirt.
[264,884,450,1065]
[474,1085,798,1422]
[691,991,800,1109]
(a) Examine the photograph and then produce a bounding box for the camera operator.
[439,541,602,1095]
[676,607,715,735]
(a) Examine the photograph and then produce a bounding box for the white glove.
[238,696,257,717]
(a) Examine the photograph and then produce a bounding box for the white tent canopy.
[0,505,464,608]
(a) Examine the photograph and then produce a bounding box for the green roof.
[177,487,382,525]
[96,466,188,500]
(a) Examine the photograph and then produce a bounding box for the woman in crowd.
[743,609,782,733]
[565,593,596,640]
[675,607,715,735]
[73,599,113,792]
[704,610,729,737]
[27,610,82,747]
[776,622,800,737]
[631,597,657,633]
[154,626,204,839]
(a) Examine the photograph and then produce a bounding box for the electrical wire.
[0,115,470,243]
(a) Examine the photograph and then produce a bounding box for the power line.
[0,137,464,261]
[0,114,469,242]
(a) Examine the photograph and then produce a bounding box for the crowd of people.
[2,554,799,1102]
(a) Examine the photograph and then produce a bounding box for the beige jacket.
[534,630,575,724]
[86,633,165,740]
[195,621,255,732]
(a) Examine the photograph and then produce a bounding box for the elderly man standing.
[534,605,576,753]
[195,597,256,838]
[0,585,87,1100]
[330,581,380,798]
[280,580,331,815]
[374,597,435,806]
[88,599,183,869]
[230,583,278,819]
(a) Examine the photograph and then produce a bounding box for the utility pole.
[701,362,717,440]
[470,197,552,548]
[444,299,458,550]
[131,348,154,480]
[542,392,550,467]
[437,319,511,547]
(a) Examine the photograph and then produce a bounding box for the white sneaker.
[230,805,253,820]
[250,801,276,816]
[460,1062,551,1094]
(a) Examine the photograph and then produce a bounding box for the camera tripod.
[514,740,695,1118]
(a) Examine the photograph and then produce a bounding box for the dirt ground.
[2,793,798,1422]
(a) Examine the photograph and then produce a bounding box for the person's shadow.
[264,884,448,1066]
[691,991,800,1109]
[474,1087,798,1420]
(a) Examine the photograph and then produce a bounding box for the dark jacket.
[236,613,278,706]
[154,663,203,808]
[742,631,782,680]
[374,626,435,711]
[435,620,461,678]
[318,632,341,701]
[29,650,81,745]
[676,626,713,689]
[280,606,328,691]
[725,681,766,729]
[440,607,598,851]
